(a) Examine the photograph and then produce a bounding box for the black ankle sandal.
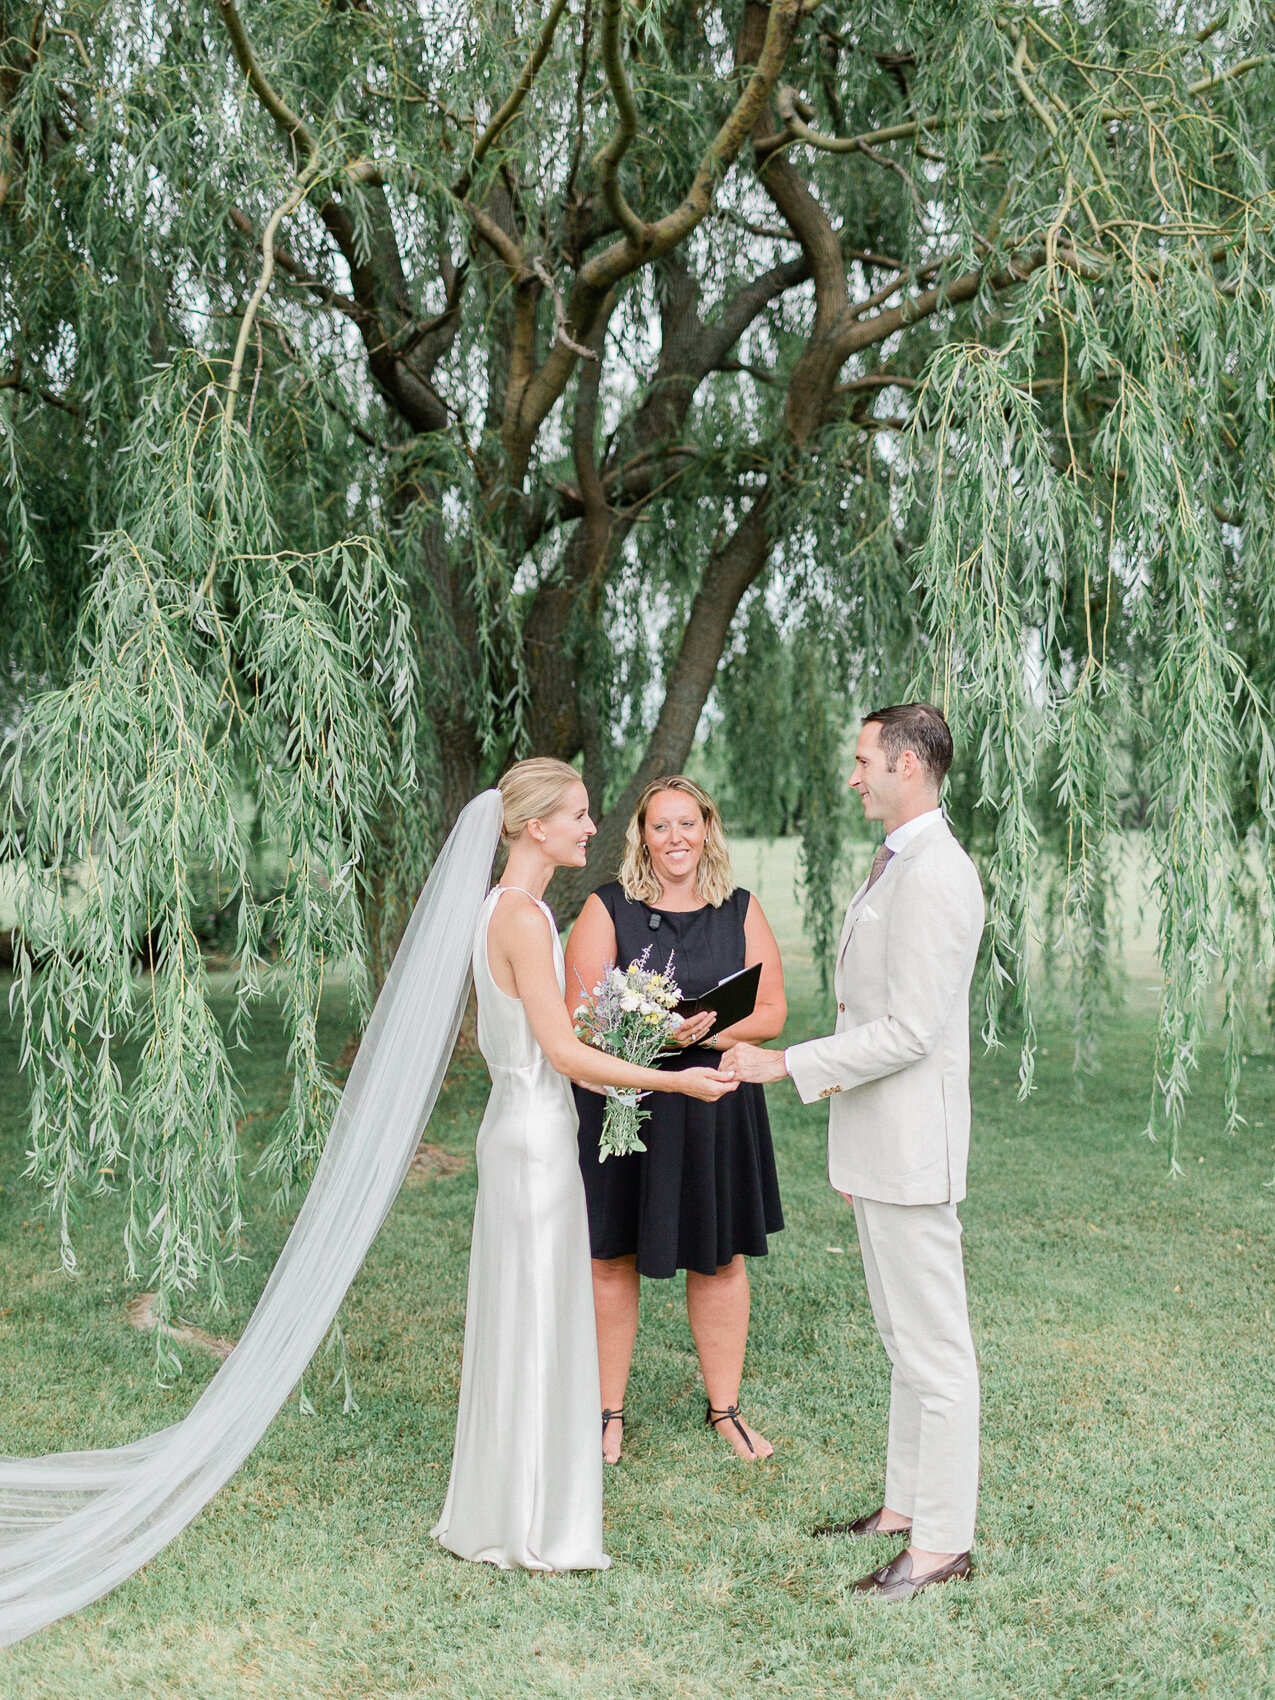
[601,1408,625,1457]
[706,1401,756,1456]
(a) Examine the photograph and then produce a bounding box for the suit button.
[838,1002,845,1012]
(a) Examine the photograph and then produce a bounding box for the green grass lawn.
[2,843,1274,1699]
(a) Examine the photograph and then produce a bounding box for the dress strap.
[493,884,554,921]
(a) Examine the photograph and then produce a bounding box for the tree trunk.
[550,490,774,919]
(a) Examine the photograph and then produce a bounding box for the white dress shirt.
[883,806,945,856]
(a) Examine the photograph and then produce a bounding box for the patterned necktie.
[865,844,895,892]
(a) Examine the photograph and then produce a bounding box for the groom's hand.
[720,1042,789,1084]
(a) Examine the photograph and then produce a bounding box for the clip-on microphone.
[648,912,662,931]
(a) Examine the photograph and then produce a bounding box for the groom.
[723,703,985,1600]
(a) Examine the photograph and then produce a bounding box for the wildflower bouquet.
[573,949,684,1159]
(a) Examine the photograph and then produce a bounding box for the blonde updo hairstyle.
[497,756,583,844]
[619,775,736,908]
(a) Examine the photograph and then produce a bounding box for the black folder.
[673,961,762,1041]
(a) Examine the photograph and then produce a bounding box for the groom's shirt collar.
[883,807,945,855]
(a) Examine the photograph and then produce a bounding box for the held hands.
[676,1067,739,1102]
[719,1041,789,1085]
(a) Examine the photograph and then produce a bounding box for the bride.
[0,761,733,1643]
[432,758,737,1571]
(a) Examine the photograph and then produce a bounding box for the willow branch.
[833,245,1054,364]
[1008,34,1103,237]
[508,0,802,469]
[225,162,322,424]
[833,371,918,395]
[595,0,646,246]
[764,87,957,157]
[227,205,362,320]
[460,197,530,276]
[47,26,92,70]
[581,0,803,289]
[200,155,323,600]
[766,44,1269,165]
[1188,52,1275,95]
[1195,10,1230,44]
[856,136,928,220]
[532,257,598,360]
[0,358,79,414]
[454,0,570,198]
[216,0,317,158]
[392,260,469,365]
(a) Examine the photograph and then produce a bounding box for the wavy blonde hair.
[498,757,583,843]
[619,775,736,907]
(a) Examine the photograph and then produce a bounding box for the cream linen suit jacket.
[786,819,985,1205]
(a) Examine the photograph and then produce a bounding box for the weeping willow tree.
[2,0,1273,1349]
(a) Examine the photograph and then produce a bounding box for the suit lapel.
[836,876,872,969]
[833,893,860,970]
[836,820,952,966]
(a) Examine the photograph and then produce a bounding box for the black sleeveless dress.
[573,881,784,1278]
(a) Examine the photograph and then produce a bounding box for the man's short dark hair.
[862,702,954,786]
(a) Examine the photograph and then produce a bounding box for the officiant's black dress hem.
[573,882,784,1279]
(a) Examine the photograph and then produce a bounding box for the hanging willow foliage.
[2,0,1274,1345]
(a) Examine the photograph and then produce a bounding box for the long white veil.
[0,789,505,1646]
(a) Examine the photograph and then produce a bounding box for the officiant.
[564,776,787,1465]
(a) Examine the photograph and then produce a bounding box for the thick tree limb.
[1188,52,1274,94]
[459,197,530,276]
[554,491,775,908]
[764,88,953,158]
[0,358,78,415]
[756,135,848,325]
[834,248,1050,365]
[395,258,469,373]
[580,0,803,290]
[532,252,809,536]
[454,0,570,198]
[216,0,317,160]
[595,0,647,246]
[505,0,803,474]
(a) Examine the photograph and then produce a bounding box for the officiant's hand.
[720,1042,789,1084]
[670,1010,716,1048]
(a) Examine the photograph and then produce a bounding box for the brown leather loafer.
[813,1506,913,1540]
[853,1547,972,1600]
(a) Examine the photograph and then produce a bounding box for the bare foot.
[602,1411,624,1465]
[707,1406,774,1461]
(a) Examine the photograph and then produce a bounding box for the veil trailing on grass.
[0,789,505,1647]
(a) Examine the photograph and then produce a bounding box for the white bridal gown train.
[431,887,609,1572]
[0,792,510,1646]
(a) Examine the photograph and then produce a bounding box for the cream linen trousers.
[853,1196,980,1553]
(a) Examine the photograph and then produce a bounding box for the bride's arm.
[493,897,736,1102]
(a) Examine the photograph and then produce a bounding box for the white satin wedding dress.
[431,886,609,1572]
